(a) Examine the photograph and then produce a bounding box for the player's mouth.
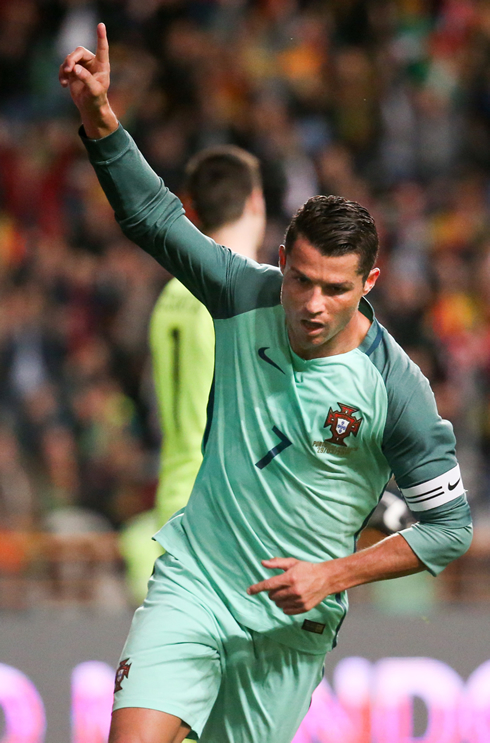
[301,319,325,336]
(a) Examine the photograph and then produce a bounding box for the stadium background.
[0,0,489,741]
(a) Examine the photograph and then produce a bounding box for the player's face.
[279,237,379,360]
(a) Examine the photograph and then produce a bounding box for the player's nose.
[304,287,325,315]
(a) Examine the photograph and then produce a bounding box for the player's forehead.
[286,237,363,283]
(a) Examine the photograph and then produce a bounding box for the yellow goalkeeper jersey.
[149,278,215,527]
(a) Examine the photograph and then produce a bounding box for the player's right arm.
[59,24,262,316]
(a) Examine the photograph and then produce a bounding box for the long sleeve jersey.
[82,125,472,654]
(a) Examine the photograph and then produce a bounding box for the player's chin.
[303,328,330,348]
[294,334,326,357]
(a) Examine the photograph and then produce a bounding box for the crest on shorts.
[323,403,362,447]
[115,658,131,692]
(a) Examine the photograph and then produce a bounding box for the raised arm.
[59,25,280,318]
[58,24,229,312]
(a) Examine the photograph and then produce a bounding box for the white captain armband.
[400,464,465,512]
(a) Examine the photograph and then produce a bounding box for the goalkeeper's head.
[184,146,265,259]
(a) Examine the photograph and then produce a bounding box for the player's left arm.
[248,491,471,615]
[248,493,471,615]
[375,349,472,577]
[247,532,425,615]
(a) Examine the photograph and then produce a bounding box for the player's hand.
[247,557,332,615]
[59,23,109,106]
[59,23,117,138]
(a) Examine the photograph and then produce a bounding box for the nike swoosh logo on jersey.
[258,347,285,374]
[448,478,461,491]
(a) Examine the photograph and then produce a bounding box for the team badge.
[114,658,131,692]
[324,403,362,446]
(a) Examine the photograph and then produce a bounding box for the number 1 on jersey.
[255,426,292,470]
[170,327,181,431]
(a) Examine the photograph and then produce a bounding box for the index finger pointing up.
[95,22,109,63]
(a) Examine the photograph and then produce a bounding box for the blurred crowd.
[0,0,490,552]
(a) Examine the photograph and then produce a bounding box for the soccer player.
[120,145,265,604]
[60,25,472,743]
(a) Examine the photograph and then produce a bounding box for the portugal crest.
[324,403,362,447]
[114,658,131,692]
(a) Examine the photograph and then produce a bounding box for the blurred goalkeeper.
[60,25,472,743]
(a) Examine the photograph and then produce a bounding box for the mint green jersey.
[83,126,472,654]
[149,279,215,526]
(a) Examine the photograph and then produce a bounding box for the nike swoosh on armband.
[400,464,465,512]
[258,347,285,374]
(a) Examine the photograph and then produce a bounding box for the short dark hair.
[284,195,379,281]
[185,146,262,233]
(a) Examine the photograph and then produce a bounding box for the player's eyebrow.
[324,280,354,290]
[290,266,354,290]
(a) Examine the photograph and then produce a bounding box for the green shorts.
[113,552,325,743]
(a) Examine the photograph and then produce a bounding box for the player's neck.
[343,310,373,352]
[210,215,260,261]
[333,310,373,356]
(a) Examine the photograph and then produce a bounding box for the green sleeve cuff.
[79,123,131,164]
[400,521,473,576]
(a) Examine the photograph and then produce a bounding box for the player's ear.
[363,267,380,295]
[181,194,200,228]
[279,245,286,274]
[248,187,265,215]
